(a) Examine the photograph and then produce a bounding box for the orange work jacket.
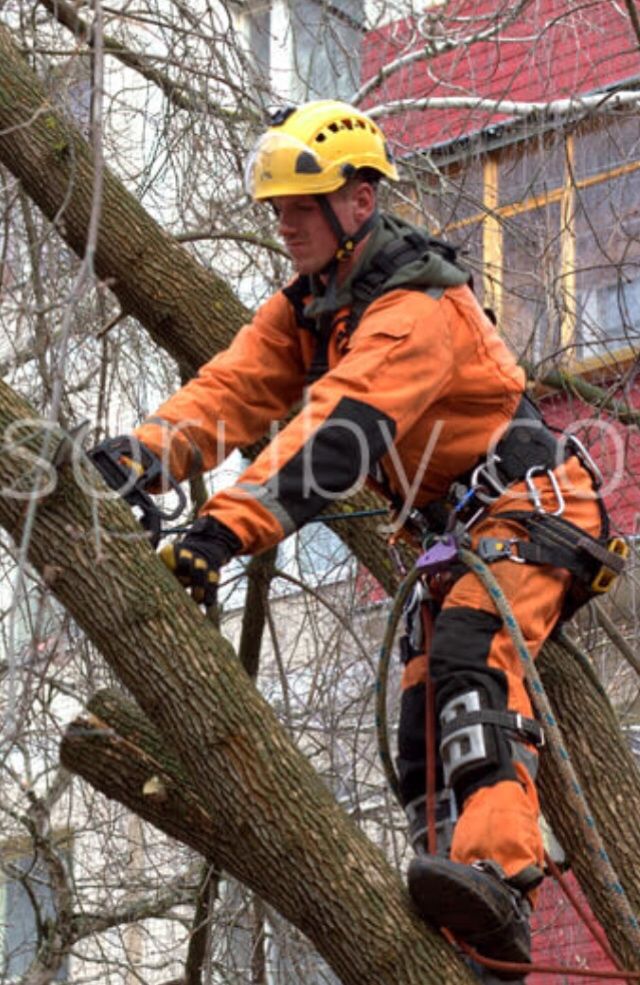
[135,282,525,553]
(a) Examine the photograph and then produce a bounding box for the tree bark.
[0,380,472,985]
[60,692,221,865]
[537,635,640,967]
[0,19,249,378]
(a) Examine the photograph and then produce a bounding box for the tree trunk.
[537,635,640,967]
[0,379,472,985]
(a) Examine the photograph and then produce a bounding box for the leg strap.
[405,789,457,857]
[439,689,543,792]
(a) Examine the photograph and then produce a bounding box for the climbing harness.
[375,530,640,981]
[283,223,468,385]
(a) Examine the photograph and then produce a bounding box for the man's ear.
[353,180,377,221]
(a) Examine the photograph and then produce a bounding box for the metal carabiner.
[524,466,565,516]
[565,434,603,489]
[470,454,507,504]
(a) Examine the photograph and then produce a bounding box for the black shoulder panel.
[282,275,316,333]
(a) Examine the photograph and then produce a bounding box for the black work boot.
[407,857,537,980]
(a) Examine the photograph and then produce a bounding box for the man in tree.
[92,101,611,980]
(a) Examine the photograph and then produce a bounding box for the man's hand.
[159,516,242,608]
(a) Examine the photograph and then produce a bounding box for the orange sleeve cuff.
[134,420,198,484]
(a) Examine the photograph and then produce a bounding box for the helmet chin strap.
[315,195,378,264]
[315,195,378,305]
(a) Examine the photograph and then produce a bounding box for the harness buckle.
[477,537,526,564]
[590,537,630,593]
[524,466,565,516]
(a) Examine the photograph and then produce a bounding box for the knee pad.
[440,689,510,799]
[439,689,543,807]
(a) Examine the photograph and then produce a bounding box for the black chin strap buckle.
[335,237,357,261]
[315,194,379,263]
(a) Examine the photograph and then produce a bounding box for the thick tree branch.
[369,90,640,124]
[61,691,225,862]
[0,18,249,377]
[529,362,640,425]
[0,382,471,985]
[65,645,640,970]
[537,636,640,966]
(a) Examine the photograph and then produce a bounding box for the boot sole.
[408,857,531,968]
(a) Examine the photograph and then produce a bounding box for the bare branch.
[369,89,640,127]
[37,0,253,123]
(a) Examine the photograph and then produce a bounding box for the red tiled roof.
[530,873,615,984]
[362,0,640,154]
[540,381,640,536]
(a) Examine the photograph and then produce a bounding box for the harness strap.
[440,709,545,748]
[344,231,463,337]
[305,311,335,385]
[282,228,468,386]
[489,511,625,572]
[282,275,315,333]
[476,511,628,618]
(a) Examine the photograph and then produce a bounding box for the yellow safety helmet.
[244,100,399,200]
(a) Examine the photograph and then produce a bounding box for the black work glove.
[159,516,242,608]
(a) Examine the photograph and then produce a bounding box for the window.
[577,276,640,357]
[574,170,640,359]
[246,1,272,83]
[289,0,364,101]
[501,204,561,362]
[0,846,70,981]
[498,133,566,209]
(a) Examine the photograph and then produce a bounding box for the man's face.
[272,189,360,275]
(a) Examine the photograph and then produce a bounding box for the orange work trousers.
[397,456,603,881]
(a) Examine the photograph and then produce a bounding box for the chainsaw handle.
[88,444,187,546]
[137,469,187,522]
